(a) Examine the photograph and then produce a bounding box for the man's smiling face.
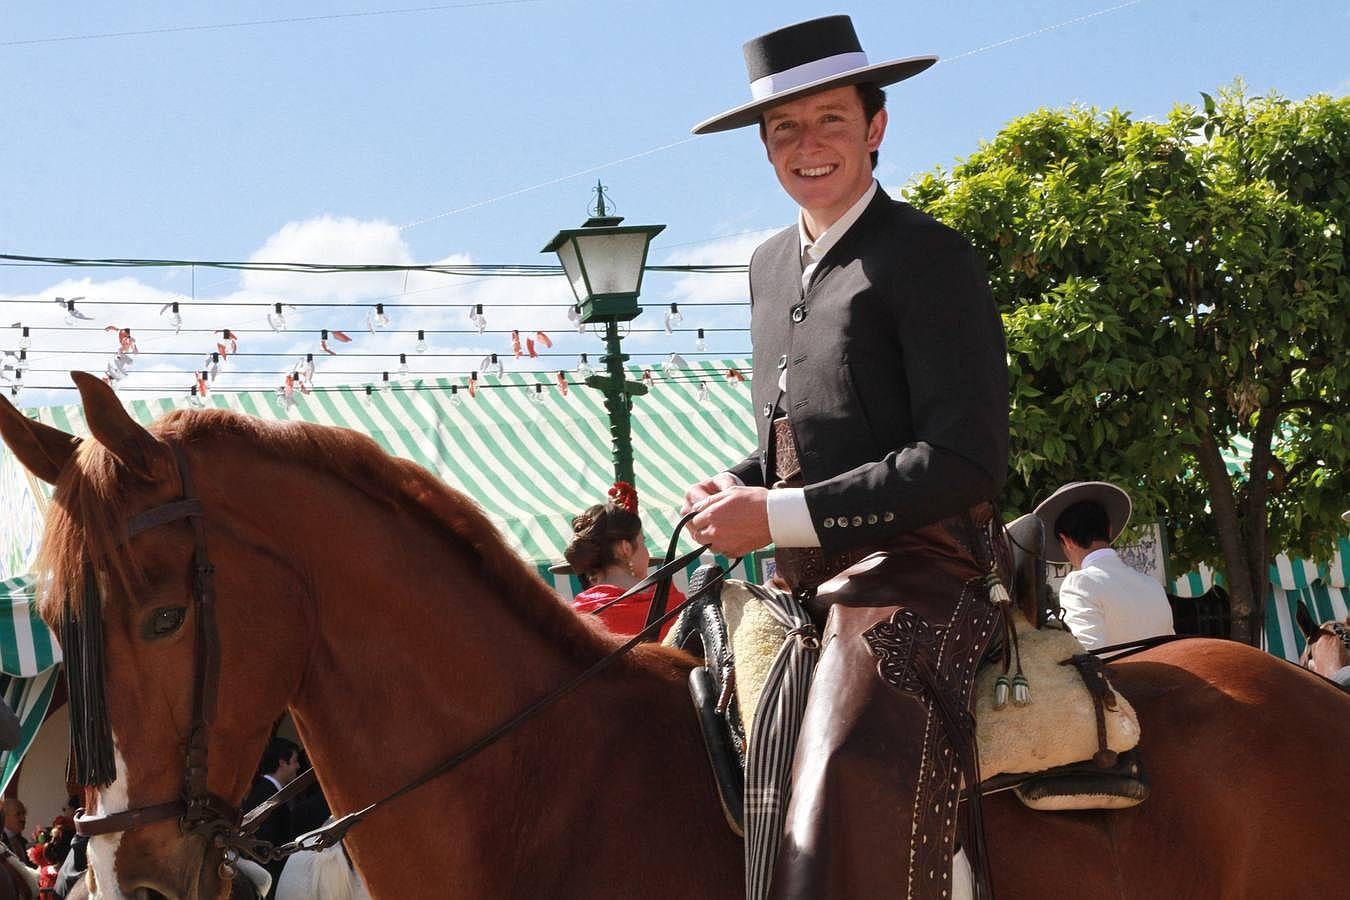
[761,84,887,236]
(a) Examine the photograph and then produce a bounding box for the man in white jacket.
[1035,482,1176,651]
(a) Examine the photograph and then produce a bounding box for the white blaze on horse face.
[89,736,130,900]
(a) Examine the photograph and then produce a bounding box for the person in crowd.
[27,817,74,899]
[0,800,29,867]
[243,737,301,899]
[558,482,683,640]
[681,14,1009,897]
[1034,481,1176,651]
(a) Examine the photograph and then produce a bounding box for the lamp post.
[543,182,665,487]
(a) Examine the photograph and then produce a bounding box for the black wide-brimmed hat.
[1032,482,1133,564]
[692,15,937,135]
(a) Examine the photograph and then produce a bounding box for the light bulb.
[267,303,287,332]
[642,368,655,389]
[531,384,546,404]
[415,329,428,353]
[364,385,374,407]
[567,304,583,333]
[469,304,487,334]
[661,352,687,378]
[484,353,503,378]
[166,302,182,333]
[298,353,315,383]
[187,386,204,409]
[697,380,709,403]
[205,352,221,381]
[63,301,77,326]
[18,327,30,351]
[450,384,463,406]
[696,328,707,352]
[15,350,27,374]
[663,302,683,334]
[575,353,593,378]
[380,372,392,394]
[367,303,391,333]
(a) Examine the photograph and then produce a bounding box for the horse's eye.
[147,607,186,638]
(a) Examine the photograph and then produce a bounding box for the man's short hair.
[758,83,888,170]
[857,82,886,169]
[1054,500,1112,549]
[258,737,300,776]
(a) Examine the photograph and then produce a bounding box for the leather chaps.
[769,506,1003,900]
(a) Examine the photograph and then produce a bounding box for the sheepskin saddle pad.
[697,580,1144,804]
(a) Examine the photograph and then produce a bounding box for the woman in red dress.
[561,483,683,639]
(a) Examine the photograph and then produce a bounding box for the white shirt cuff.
[767,488,821,548]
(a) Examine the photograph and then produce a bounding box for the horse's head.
[0,374,310,899]
[1295,600,1350,687]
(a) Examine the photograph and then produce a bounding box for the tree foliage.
[905,84,1349,642]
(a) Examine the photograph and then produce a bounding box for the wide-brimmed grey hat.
[1342,509,1350,523]
[1032,482,1132,564]
[692,15,937,135]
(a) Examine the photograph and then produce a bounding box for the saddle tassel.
[986,570,1031,709]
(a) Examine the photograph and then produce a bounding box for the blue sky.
[2,1,1345,406]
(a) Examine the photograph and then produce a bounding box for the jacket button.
[883,511,895,522]
[762,403,774,418]
[851,516,863,527]
[836,518,847,529]
[867,514,878,525]
[822,517,834,528]
[777,354,788,370]
[790,304,807,324]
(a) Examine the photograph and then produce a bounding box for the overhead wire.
[0,0,545,49]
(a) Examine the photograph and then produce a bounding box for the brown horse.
[2,373,1348,899]
[1295,601,1350,688]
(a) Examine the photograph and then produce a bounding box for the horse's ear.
[0,391,80,484]
[72,371,169,481]
[1294,601,1319,642]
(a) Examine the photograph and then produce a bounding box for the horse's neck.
[267,469,667,816]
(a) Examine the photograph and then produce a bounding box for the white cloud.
[242,216,413,302]
[658,228,777,304]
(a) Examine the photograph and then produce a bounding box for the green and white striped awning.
[0,574,61,795]
[1168,538,1350,662]
[24,359,758,568]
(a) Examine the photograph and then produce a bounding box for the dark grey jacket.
[729,188,1009,554]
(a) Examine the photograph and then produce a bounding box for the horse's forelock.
[37,439,145,628]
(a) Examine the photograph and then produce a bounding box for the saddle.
[669,514,1149,834]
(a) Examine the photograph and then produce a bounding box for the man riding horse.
[683,15,1010,899]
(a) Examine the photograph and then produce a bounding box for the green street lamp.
[543,182,665,487]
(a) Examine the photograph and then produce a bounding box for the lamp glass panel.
[555,240,589,301]
[574,232,649,296]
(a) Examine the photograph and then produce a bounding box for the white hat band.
[749,51,870,101]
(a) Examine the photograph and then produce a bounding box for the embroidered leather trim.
[863,608,950,696]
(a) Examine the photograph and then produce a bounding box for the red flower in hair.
[607,481,639,514]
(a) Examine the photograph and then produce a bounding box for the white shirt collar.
[263,773,284,792]
[1080,547,1118,568]
[798,179,878,266]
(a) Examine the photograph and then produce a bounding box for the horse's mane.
[38,408,627,667]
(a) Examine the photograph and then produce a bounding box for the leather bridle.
[69,440,724,874]
[73,444,252,876]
